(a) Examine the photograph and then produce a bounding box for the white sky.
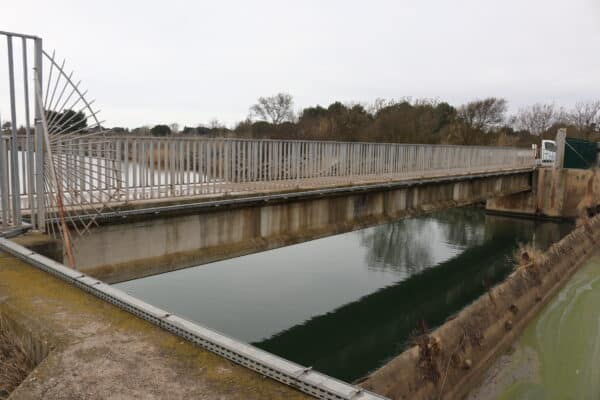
[1,0,599,128]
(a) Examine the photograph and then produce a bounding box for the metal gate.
[1,30,120,240]
[0,30,43,234]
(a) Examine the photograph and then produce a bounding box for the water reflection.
[360,208,486,274]
[256,213,572,381]
[115,208,572,382]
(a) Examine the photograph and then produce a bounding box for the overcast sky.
[1,0,599,128]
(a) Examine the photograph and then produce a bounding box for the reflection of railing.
[1,135,535,214]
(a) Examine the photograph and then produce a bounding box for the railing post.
[554,128,567,169]
[0,137,10,230]
[6,35,22,225]
[34,37,45,231]
[21,37,36,228]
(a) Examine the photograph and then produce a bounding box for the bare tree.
[169,123,180,134]
[209,118,224,129]
[457,98,508,131]
[368,97,413,115]
[567,100,600,133]
[514,103,562,135]
[249,93,295,124]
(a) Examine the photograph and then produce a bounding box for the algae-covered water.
[471,255,600,400]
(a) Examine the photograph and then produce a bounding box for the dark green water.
[115,208,572,382]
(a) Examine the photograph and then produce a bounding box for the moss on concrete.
[0,251,310,399]
[361,214,600,400]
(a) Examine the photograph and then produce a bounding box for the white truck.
[540,139,556,166]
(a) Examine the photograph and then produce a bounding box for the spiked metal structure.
[0,31,122,266]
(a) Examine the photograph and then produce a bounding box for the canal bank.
[0,250,310,400]
[360,214,600,399]
[468,253,600,400]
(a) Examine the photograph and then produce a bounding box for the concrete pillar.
[554,128,567,169]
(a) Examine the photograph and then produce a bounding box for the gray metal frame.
[6,135,533,213]
[0,30,44,231]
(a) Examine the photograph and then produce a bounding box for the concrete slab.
[0,251,310,400]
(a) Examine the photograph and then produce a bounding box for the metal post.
[0,137,9,230]
[554,128,567,169]
[6,35,22,224]
[22,37,36,227]
[34,38,45,230]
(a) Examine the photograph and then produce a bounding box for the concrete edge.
[0,237,387,400]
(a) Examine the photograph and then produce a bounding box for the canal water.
[469,254,600,400]
[115,207,572,382]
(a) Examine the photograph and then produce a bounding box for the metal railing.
[96,136,535,201]
[0,30,44,232]
[2,135,535,214]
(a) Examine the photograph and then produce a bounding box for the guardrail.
[0,237,388,400]
[1,135,535,221]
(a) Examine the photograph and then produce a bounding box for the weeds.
[0,316,35,398]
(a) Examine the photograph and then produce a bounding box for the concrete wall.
[486,168,600,219]
[73,172,532,283]
[360,213,600,400]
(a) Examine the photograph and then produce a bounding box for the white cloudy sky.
[1,0,599,128]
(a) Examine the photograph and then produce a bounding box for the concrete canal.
[115,208,572,382]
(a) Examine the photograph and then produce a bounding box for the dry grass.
[513,243,549,288]
[514,243,547,270]
[0,316,36,399]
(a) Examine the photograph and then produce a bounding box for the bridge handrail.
[2,135,535,213]
[103,134,532,150]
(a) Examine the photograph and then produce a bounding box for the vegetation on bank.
[0,317,35,399]
[2,95,599,147]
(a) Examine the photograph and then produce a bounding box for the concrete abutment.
[69,172,532,283]
[486,168,600,219]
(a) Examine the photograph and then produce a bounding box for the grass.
[514,243,547,270]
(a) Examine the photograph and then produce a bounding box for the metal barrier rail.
[112,137,534,199]
[0,237,388,400]
[0,31,43,232]
[2,136,534,213]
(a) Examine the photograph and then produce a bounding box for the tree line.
[4,94,598,148]
[118,94,600,147]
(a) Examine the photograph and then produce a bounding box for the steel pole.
[6,35,22,224]
[34,38,45,231]
[22,37,36,228]
[0,138,9,230]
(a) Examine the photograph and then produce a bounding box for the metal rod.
[6,35,22,224]
[34,38,45,230]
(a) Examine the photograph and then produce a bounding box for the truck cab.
[541,139,556,166]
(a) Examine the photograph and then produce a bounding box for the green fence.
[564,138,598,169]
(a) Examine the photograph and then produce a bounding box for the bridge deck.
[15,165,534,220]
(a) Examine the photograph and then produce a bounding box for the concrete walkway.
[0,250,309,400]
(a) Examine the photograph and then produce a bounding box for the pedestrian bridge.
[2,135,534,231]
[0,29,538,400]
[1,134,535,282]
